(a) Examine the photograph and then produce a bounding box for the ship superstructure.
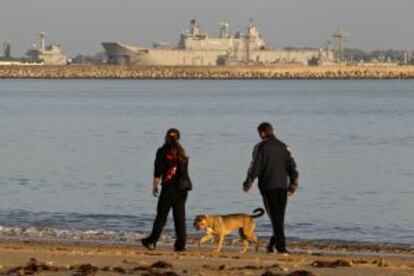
[26,32,68,65]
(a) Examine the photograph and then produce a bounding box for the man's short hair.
[257,122,274,136]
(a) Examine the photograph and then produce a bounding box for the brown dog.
[193,208,264,253]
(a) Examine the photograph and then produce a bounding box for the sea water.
[0,79,413,245]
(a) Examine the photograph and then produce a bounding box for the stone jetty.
[1,65,414,79]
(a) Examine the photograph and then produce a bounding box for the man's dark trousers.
[147,184,188,250]
[261,188,288,251]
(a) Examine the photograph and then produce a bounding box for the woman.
[141,128,192,252]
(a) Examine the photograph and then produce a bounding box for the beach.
[1,65,414,79]
[0,239,413,275]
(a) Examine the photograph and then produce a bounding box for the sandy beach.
[0,239,412,275]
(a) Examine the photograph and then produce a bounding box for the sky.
[0,0,412,57]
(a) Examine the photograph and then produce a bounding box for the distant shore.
[1,65,414,80]
[0,238,412,276]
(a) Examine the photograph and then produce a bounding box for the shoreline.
[0,238,412,276]
[1,225,412,256]
[0,236,412,256]
[1,65,414,80]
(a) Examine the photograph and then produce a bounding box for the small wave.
[0,225,146,243]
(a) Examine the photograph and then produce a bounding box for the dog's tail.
[250,208,265,218]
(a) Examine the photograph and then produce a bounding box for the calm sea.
[0,79,413,245]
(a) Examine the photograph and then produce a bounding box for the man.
[243,122,298,254]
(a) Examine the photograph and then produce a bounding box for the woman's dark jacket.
[154,145,192,190]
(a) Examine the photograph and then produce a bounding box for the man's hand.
[288,184,297,196]
[243,179,252,193]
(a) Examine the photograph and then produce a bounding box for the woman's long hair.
[164,128,188,163]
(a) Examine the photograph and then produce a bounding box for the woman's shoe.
[266,244,275,253]
[141,238,156,250]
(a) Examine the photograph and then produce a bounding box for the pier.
[1,65,414,79]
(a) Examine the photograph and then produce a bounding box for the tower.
[332,27,348,62]
[403,51,409,64]
[3,42,11,58]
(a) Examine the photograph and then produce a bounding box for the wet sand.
[0,239,412,275]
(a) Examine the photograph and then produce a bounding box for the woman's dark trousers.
[147,184,188,250]
[261,188,288,252]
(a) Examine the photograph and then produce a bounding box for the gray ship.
[102,20,334,66]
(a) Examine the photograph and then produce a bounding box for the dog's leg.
[215,234,224,253]
[199,234,214,248]
[238,228,249,253]
[251,233,260,252]
[231,238,241,246]
[238,228,250,253]
[241,239,249,253]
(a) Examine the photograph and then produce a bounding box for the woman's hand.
[153,187,159,197]
[153,177,160,197]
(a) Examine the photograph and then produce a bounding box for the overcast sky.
[0,0,412,57]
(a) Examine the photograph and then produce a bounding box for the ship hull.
[103,43,329,66]
[102,42,225,66]
[130,50,225,66]
[102,42,143,65]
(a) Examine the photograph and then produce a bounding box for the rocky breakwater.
[1,65,414,79]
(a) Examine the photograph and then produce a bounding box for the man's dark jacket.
[244,135,298,191]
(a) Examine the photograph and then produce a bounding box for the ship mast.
[245,19,254,64]
[38,32,46,52]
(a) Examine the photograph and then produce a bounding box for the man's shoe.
[277,248,290,256]
[174,247,186,252]
[141,238,156,250]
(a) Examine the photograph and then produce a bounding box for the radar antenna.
[249,17,254,26]
[189,19,199,35]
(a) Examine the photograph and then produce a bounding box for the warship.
[102,20,334,66]
[25,32,68,65]
[0,33,67,66]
